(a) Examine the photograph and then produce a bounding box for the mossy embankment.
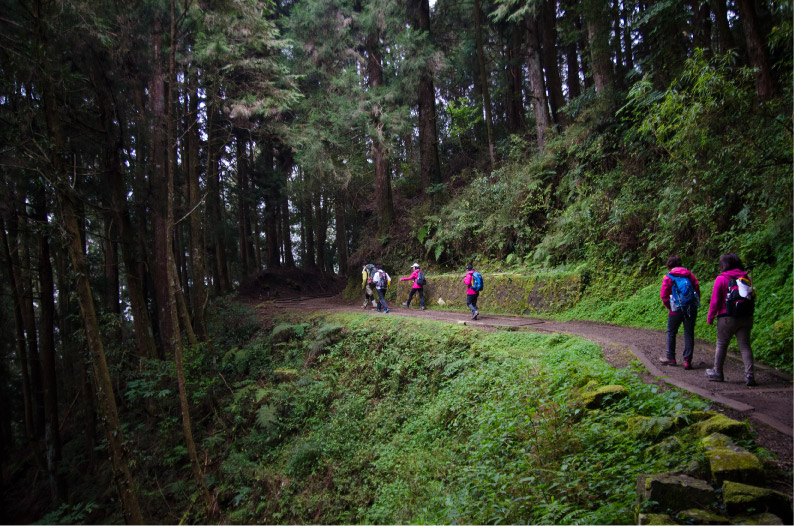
[201,309,789,524]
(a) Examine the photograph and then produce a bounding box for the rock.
[693,414,751,439]
[638,512,674,525]
[581,384,627,409]
[676,508,728,524]
[729,512,784,525]
[700,432,735,450]
[644,436,685,459]
[628,416,677,439]
[722,481,792,523]
[638,473,715,512]
[705,448,763,486]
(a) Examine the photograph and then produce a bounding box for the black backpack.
[725,276,755,317]
[416,270,426,286]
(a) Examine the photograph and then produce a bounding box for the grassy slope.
[208,310,747,524]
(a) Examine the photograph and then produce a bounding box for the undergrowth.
[202,310,714,524]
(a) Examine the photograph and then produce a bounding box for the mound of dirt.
[237,267,347,301]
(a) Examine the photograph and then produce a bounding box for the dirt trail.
[248,293,793,470]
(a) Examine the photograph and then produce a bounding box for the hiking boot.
[377,309,381,313]
[420,306,425,310]
[473,310,479,320]
[705,368,724,382]
[683,359,692,370]
[658,356,677,366]
[402,302,408,307]
[384,309,390,313]
[746,375,757,387]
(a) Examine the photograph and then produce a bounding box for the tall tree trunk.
[236,130,252,278]
[505,25,526,134]
[334,189,348,274]
[186,68,208,339]
[473,0,496,167]
[206,101,230,295]
[59,188,145,524]
[278,147,295,267]
[410,0,442,197]
[366,33,395,235]
[167,2,214,511]
[736,0,775,99]
[315,194,327,273]
[303,184,316,268]
[584,0,615,93]
[541,0,568,128]
[621,1,634,72]
[34,186,67,503]
[562,0,582,99]
[526,15,552,151]
[0,215,35,445]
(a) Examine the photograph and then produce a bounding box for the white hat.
[411,263,420,268]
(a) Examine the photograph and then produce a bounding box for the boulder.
[675,508,728,524]
[581,384,627,409]
[722,481,793,523]
[705,448,763,486]
[693,414,751,439]
[729,512,785,525]
[700,432,735,450]
[638,512,674,525]
[637,473,715,512]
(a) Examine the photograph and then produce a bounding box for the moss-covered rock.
[628,416,677,439]
[693,414,751,439]
[581,384,628,409]
[722,481,792,523]
[705,448,763,486]
[638,512,675,525]
[729,512,785,524]
[700,432,735,450]
[675,508,728,524]
[645,435,685,459]
[638,473,716,512]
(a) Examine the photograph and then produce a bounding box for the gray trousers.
[713,316,754,377]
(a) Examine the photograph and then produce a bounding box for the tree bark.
[505,25,526,134]
[473,0,496,166]
[410,0,442,197]
[710,0,735,54]
[526,15,552,151]
[584,0,615,93]
[235,130,252,278]
[278,146,295,267]
[541,0,568,128]
[334,189,348,274]
[206,100,231,295]
[34,186,67,503]
[736,0,775,99]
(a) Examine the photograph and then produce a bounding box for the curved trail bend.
[249,294,793,468]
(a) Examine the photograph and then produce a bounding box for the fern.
[255,404,278,430]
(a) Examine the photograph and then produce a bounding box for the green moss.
[705,448,763,486]
[722,481,792,520]
[638,512,674,525]
[581,384,627,409]
[675,508,728,524]
[693,414,751,439]
[700,432,735,450]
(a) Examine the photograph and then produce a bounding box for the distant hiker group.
[361,261,484,319]
[659,252,757,386]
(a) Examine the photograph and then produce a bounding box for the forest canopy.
[0,0,791,522]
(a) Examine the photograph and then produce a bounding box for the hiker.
[361,261,377,309]
[659,255,701,370]
[400,263,426,310]
[705,252,757,386]
[462,264,481,320]
[372,264,391,313]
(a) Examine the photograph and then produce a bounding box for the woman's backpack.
[416,270,426,286]
[471,271,484,292]
[725,276,755,316]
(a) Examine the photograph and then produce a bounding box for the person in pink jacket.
[659,255,701,369]
[705,252,756,386]
[463,264,479,320]
[400,263,425,310]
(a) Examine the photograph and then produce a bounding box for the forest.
[0,0,791,523]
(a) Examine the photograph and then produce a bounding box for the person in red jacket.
[705,252,756,386]
[659,255,701,369]
[400,263,425,310]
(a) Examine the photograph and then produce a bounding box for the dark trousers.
[407,288,424,307]
[376,288,388,311]
[666,306,697,361]
[466,293,479,313]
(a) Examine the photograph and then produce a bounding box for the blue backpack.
[471,271,484,292]
[667,274,699,312]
